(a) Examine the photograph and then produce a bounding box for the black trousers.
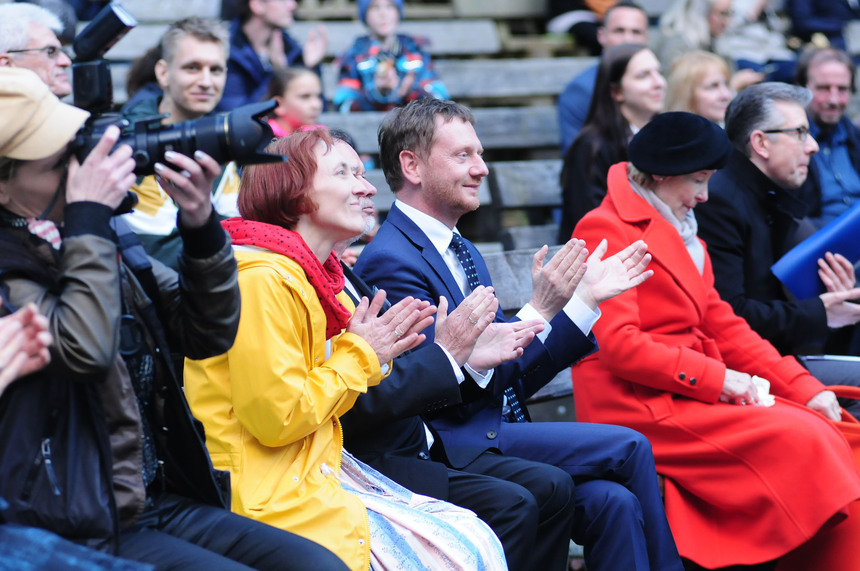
[118,493,348,571]
[448,450,576,571]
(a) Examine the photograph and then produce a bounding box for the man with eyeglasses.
[696,82,860,408]
[0,3,72,98]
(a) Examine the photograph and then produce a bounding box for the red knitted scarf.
[222,218,351,339]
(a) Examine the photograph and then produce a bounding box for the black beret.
[628,112,733,176]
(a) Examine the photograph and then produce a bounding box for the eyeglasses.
[7,45,69,60]
[761,126,811,142]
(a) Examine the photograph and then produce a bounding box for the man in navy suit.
[331,133,579,570]
[355,98,684,571]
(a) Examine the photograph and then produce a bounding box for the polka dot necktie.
[449,233,526,423]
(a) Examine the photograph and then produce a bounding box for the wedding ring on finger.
[394,327,402,338]
[468,315,478,325]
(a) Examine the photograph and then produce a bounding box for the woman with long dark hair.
[558,43,665,242]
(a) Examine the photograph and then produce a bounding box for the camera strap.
[36,160,69,223]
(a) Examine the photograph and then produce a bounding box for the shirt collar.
[395,199,462,257]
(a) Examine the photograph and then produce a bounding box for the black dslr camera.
[70,3,284,211]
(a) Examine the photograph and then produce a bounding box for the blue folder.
[771,200,860,300]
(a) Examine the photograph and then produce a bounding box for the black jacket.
[0,205,239,551]
[339,265,464,499]
[559,132,625,243]
[696,150,829,355]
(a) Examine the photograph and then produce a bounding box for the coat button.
[679,372,686,380]
[689,378,697,385]
[486,430,497,440]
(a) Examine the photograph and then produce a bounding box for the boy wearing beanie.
[333,0,448,112]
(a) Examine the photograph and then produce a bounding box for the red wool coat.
[572,163,860,568]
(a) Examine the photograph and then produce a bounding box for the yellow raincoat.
[185,249,384,571]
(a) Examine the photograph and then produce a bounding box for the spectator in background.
[121,18,241,270]
[333,0,449,113]
[656,0,764,91]
[546,0,617,56]
[712,0,797,83]
[557,0,649,154]
[64,0,107,21]
[559,43,665,242]
[664,50,732,124]
[265,66,324,137]
[0,2,72,98]
[787,0,860,55]
[218,0,327,112]
[795,48,860,229]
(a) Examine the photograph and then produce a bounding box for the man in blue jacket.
[355,97,683,571]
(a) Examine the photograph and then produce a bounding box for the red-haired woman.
[183,130,507,571]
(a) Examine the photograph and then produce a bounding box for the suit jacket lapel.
[386,205,468,306]
[342,262,391,313]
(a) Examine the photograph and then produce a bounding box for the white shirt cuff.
[562,293,601,336]
[518,294,600,343]
[517,303,552,343]
[435,342,466,384]
[465,363,494,388]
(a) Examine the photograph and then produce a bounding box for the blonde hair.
[627,161,657,189]
[664,50,730,114]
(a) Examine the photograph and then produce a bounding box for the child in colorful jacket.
[333,0,449,112]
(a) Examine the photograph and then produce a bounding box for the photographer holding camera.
[0,67,348,570]
[121,17,245,269]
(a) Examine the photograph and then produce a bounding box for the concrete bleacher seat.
[292,19,502,58]
[118,0,219,22]
[489,159,563,250]
[320,56,597,104]
[103,18,502,63]
[110,55,593,112]
[318,106,560,155]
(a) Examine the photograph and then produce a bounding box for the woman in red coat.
[572,112,860,569]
